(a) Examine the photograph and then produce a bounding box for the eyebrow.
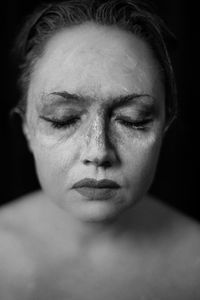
[44,91,156,109]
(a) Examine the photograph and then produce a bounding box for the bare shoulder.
[0,189,42,233]
[0,190,69,267]
[140,195,200,249]
[0,190,54,237]
[0,192,45,299]
[133,194,200,264]
[133,195,200,298]
[153,195,199,237]
[0,190,46,222]
[0,190,52,260]
[144,196,200,285]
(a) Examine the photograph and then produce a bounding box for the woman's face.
[25,23,165,222]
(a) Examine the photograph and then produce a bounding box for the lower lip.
[74,187,119,200]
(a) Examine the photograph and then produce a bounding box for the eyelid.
[39,115,81,130]
[38,103,87,117]
[39,115,80,122]
[112,108,154,121]
[115,115,153,123]
[113,105,156,116]
[115,115,154,130]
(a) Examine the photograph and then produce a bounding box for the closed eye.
[40,115,153,131]
[116,117,153,130]
[40,116,81,129]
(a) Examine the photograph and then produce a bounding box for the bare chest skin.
[29,251,161,300]
[0,194,200,300]
[13,236,200,300]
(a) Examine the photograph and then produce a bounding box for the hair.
[13,0,177,127]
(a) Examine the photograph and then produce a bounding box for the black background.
[1,1,199,221]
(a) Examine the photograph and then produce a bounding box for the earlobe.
[22,123,33,153]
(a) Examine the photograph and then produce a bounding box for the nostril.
[101,160,112,168]
[83,157,112,168]
[83,159,91,165]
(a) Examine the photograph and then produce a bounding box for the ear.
[22,122,33,153]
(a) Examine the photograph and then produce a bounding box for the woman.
[0,0,200,299]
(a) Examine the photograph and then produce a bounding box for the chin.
[62,195,137,223]
[76,209,121,223]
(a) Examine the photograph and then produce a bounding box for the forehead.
[28,22,164,102]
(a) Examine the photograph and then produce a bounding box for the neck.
[43,194,145,252]
[63,205,140,251]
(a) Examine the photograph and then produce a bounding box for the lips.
[72,178,120,189]
[72,178,120,200]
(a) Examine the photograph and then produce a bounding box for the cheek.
[120,133,162,191]
[34,150,63,193]
[30,135,80,194]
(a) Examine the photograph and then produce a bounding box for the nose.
[81,116,118,168]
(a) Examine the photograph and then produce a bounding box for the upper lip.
[72,178,120,189]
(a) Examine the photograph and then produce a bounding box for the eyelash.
[41,116,152,131]
[115,117,152,130]
[41,116,81,129]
